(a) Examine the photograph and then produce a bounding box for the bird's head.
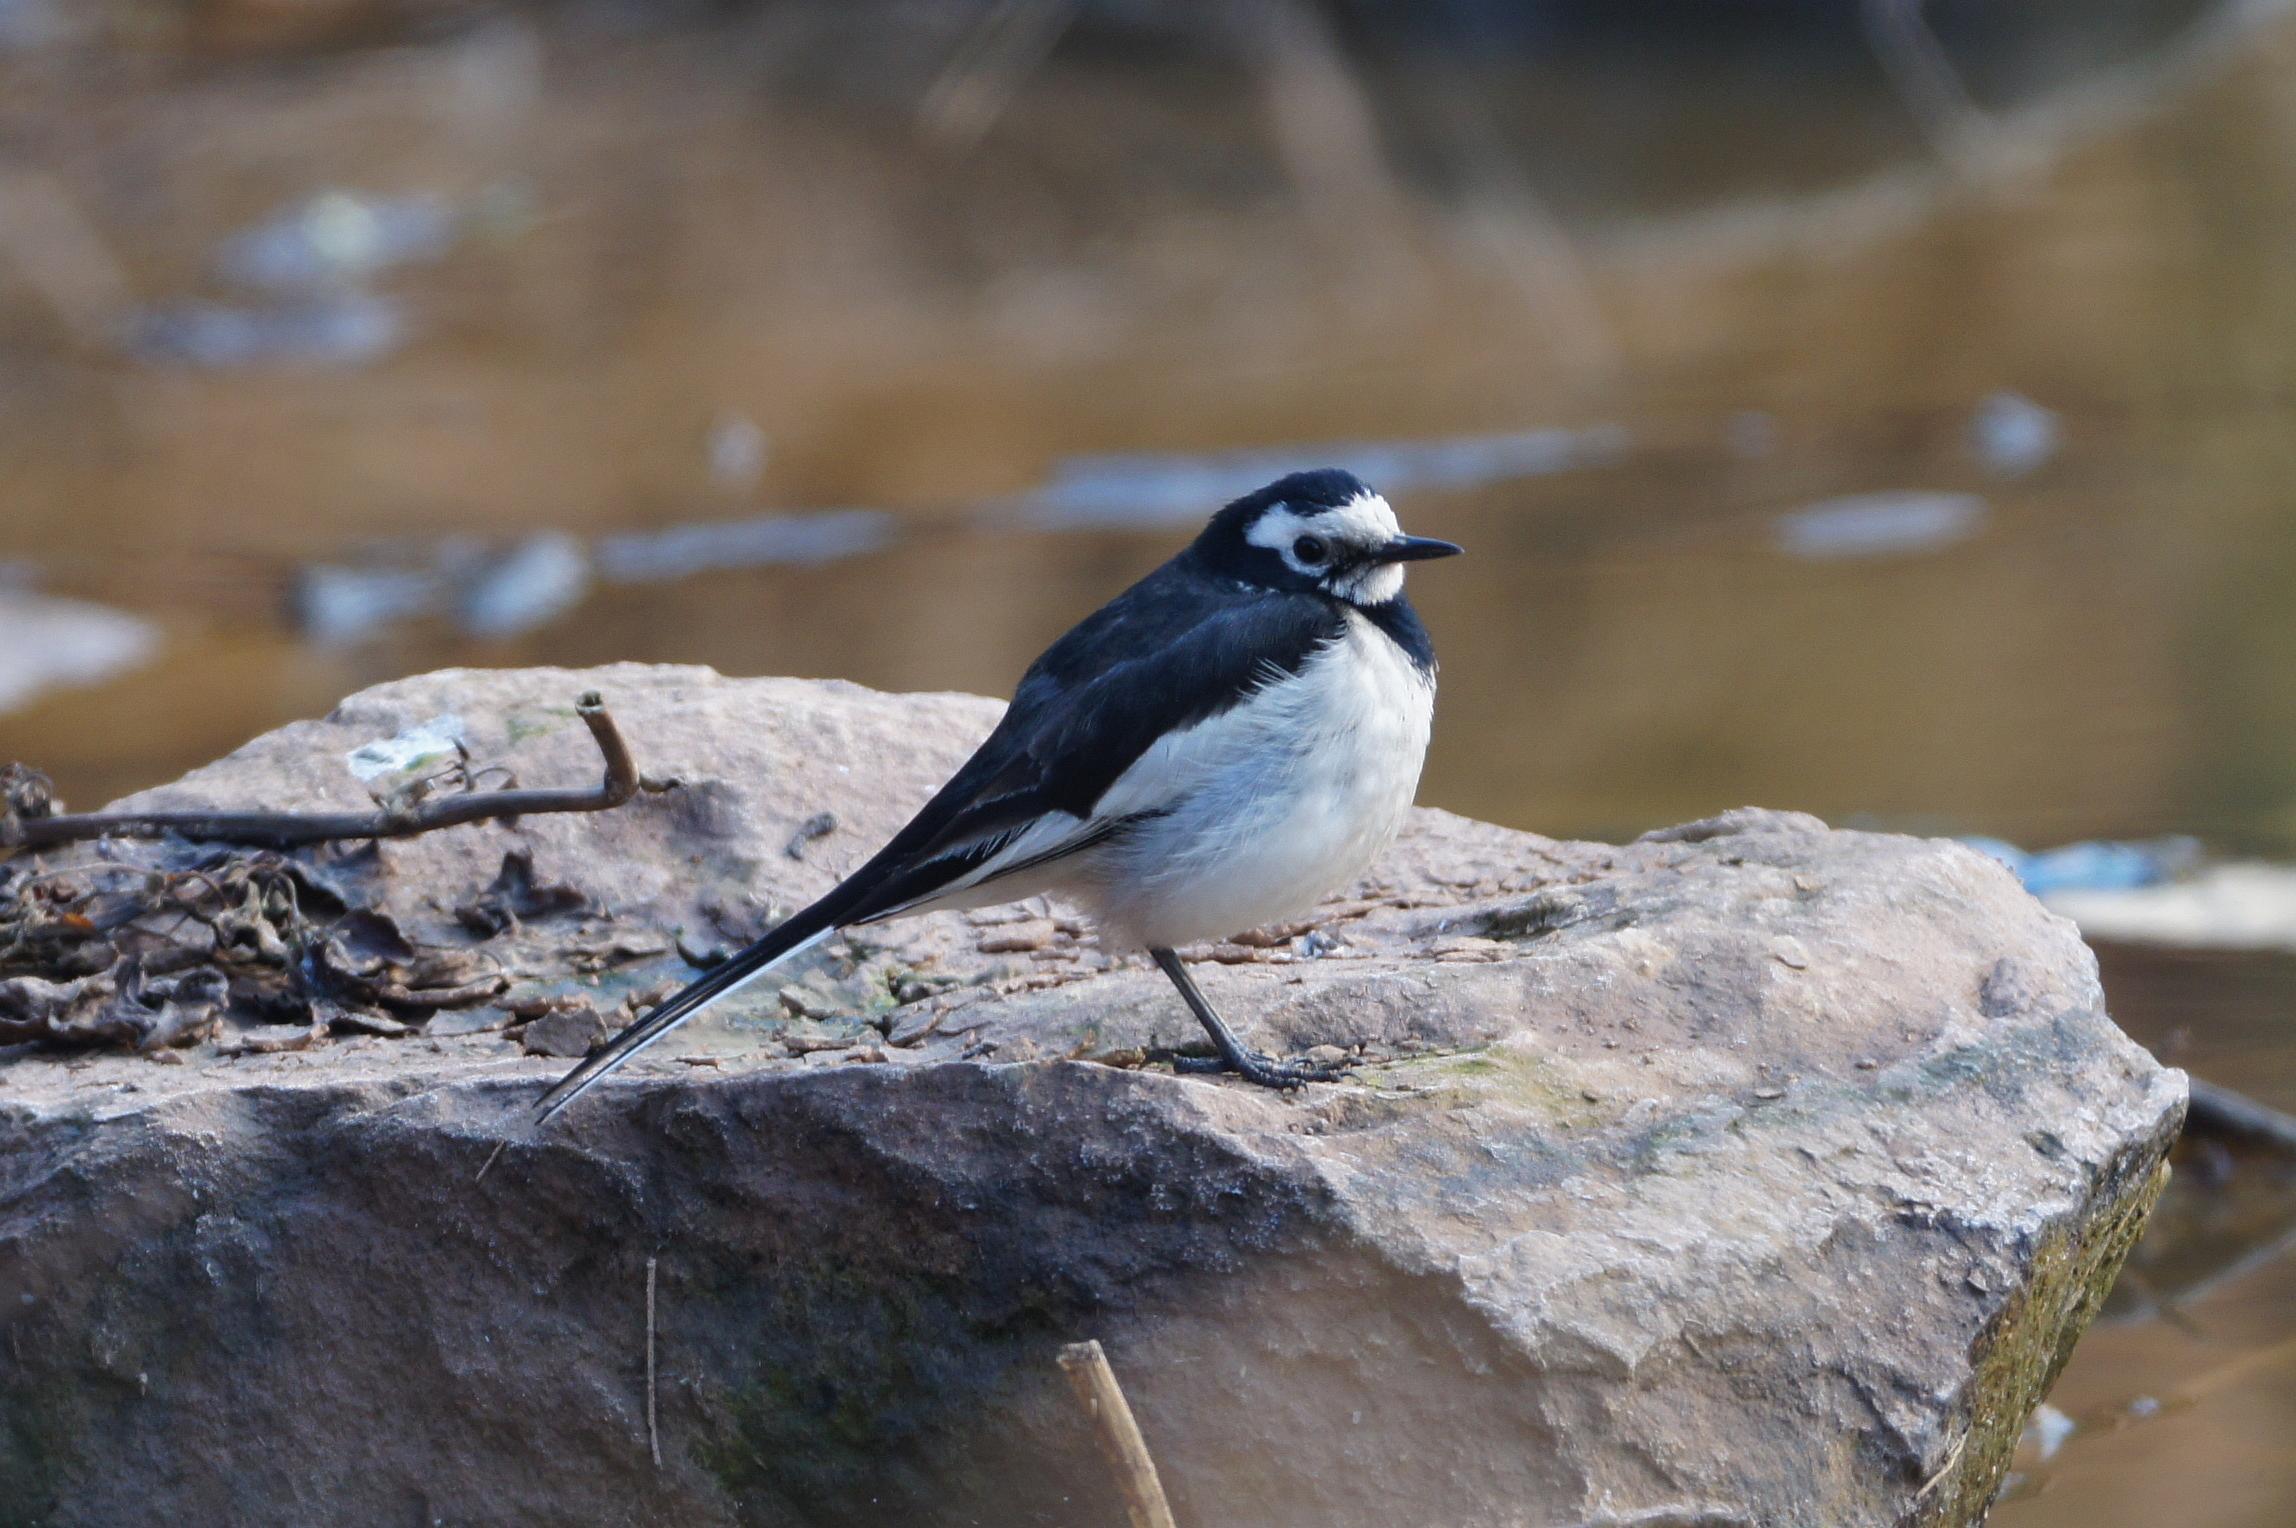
[1193,468,1462,606]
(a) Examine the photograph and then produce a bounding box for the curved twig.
[2187,1076,2296,1156]
[3,692,641,852]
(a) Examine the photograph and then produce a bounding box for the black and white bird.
[535,468,1459,1122]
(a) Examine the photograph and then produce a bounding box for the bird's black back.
[1006,555,1342,811]
[830,556,1340,909]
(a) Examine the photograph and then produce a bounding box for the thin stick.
[645,1255,661,1469]
[1056,1339,1176,1528]
[2187,1077,2296,1156]
[4,692,642,851]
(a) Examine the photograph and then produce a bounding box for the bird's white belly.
[1073,610,1434,949]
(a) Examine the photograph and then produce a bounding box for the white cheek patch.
[1333,562,1405,604]
[1326,492,1402,545]
[1243,504,1320,556]
[1246,492,1402,580]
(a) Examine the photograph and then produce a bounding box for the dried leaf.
[455,848,589,938]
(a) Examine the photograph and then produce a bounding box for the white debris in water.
[1017,426,1632,529]
[128,188,482,371]
[1774,492,1986,559]
[130,294,406,369]
[346,714,467,783]
[1971,392,2059,477]
[596,510,894,583]
[456,533,591,638]
[217,190,457,290]
[706,412,769,490]
[294,511,892,645]
[293,563,445,645]
[2024,1402,2076,1462]
[2044,863,2296,954]
[0,590,160,712]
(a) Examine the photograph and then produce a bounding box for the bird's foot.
[1167,1046,1353,1089]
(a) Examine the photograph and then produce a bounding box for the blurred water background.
[3,1,2294,1518]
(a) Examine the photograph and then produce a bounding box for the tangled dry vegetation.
[0,692,652,1056]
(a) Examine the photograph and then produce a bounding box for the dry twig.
[646,1255,663,1469]
[3,692,640,852]
[1057,1339,1176,1528]
[2186,1077,2296,1156]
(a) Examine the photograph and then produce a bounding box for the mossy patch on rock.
[1914,1144,2177,1524]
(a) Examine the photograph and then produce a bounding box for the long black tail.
[532,901,840,1125]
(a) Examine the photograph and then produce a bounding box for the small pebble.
[675,935,731,968]
[778,984,844,1022]
[886,1010,941,1047]
[781,1023,856,1055]
[520,1005,605,1059]
[431,1008,513,1037]
[784,811,837,861]
[893,972,959,1004]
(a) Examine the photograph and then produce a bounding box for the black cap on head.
[1219,467,1373,521]
[1194,469,1375,560]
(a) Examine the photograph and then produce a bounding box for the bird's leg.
[1149,947,1347,1088]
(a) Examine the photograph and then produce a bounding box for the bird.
[535,467,1460,1123]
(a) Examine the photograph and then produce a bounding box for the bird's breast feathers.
[1076,608,1435,945]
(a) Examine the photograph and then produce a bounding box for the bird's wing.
[535,572,1340,1123]
[842,574,1347,915]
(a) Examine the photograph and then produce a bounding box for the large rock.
[0,665,2182,1527]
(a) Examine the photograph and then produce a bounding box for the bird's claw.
[1170,1047,1353,1089]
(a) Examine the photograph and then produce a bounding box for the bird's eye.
[1293,535,1330,565]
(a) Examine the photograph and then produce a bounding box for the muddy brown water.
[3,5,2295,1519]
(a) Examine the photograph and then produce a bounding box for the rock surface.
[0,665,2184,1527]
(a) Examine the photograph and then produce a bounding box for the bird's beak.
[1373,535,1464,564]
